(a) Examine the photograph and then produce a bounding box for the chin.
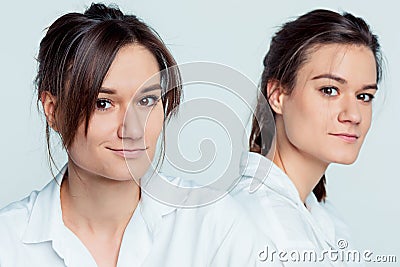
[332,158,357,165]
[101,171,135,182]
[330,153,359,165]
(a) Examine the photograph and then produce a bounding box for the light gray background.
[0,0,399,265]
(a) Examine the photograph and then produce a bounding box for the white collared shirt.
[0,165,274,267]
[231,152,365,267]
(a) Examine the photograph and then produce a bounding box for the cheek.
[69,115,118,155]
[361,106,373,132]
[88,114,119,137]
[144,106,164,146]
[283,95,323,138]
[281,93,334,155]
[66,124,91,164]
[68,123,86,150]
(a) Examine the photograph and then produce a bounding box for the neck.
[273,120,328,203]
[61,160,140,235]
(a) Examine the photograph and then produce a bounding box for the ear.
[266,80,285,115]
[41,91,58,131]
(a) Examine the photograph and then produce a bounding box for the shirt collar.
[239,151,303,205]
[22,165,194,246]
[140,169,222,233]
[240,151,337,246]
[140,170,198,231]
[22,164,67,244]
[22,165,180,243]
[305,192,336,246]
[139,173,177,235]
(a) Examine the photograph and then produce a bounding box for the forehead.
[101,44,161,95]
[299,44,377,84]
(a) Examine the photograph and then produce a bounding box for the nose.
[337,95,362,125]
[117,105,144,140]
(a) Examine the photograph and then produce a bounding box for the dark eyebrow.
[312,73,378,91]
[98,84,162,95]
[311,74,347,84]
[99,88,117,94]
[362,84,378,90]
[138,84,162,94]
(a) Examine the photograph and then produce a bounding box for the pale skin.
[267,44,377,203]
[41,44,164,267]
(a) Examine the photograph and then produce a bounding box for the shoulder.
[180,190,272,266]
[163,173,244,216]
[0,191,40,259]
[229,177,277,224]
[146,172,264,237]
[154,172,254,230]
[202,193,250,227]
[142,173,276,265]
[320,199,354,241]
[0,191,39,233]
[320,199,349,228]
[204,193,280,266]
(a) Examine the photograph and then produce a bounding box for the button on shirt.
[231,152,365,267]
[0,165,272,267]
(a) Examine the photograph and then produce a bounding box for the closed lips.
[329,133,359,138]
[108,148,146,151]
[107,147,148,159]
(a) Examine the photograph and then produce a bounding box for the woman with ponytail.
[234,9,382,266]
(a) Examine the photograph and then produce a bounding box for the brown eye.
[320,86,339,96]
[357,93,375,103]
[96,99,112,110]
[139,98,149,106]
[138,96,159,107]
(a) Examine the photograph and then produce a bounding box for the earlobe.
[41,91,58,131]
[266,80,284,115]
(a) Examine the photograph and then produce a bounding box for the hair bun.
[84,3,125,20]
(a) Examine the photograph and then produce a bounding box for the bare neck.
[273,121,328,203]
[60,160,141,235]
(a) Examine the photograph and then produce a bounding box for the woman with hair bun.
[0,3,269,266]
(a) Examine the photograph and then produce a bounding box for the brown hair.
[249,9,382,202]
[35,3,182,172]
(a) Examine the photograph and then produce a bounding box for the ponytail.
[313,175,327,202]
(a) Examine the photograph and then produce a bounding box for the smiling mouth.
[329,133,359,143]
[107,147,148,159]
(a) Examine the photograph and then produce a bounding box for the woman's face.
[279,44,377,165]
[67,44,164,181]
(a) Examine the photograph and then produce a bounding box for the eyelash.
[95,95,161,112]
[357,93,375,103]
[319,86,375,103]
[320,86,339,97]
[95,98,113,111]
[138,95,161,107]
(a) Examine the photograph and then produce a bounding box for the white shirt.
[231,152,365,267]
[0,165,274,267]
